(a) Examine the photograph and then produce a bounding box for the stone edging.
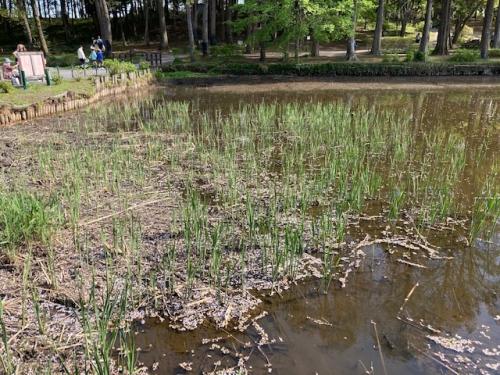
[0,69,153,126]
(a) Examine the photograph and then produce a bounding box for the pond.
[0,80,498,374]
[129,83,499,374]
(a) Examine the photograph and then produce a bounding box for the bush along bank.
[160,61,500,77]
[0,69,152,126]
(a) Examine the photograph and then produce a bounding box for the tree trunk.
[193,1,198,42]
[186,1,196,61]
[400,7,408,36]
[158,0,169,49]
[419,0,432,53]
[225,0,233,43]
[16,0,33,46]
[144,0,150,45]
[218,0,225,42]
[346,0,358,61]
[120,15,127,46]
[245,24,252,53]
[371,0,384,55]
[310,33,319,57]
[30,0,49,55]
[210,0,216,44]
[259,42,266,61]
[60,0,70,40]
[434,0,451,55]
[94,0,112,42]
[202,0,209,55]
[481,0,495,59]
[493,5,500,48]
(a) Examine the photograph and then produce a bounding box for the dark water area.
[130,84,499,374]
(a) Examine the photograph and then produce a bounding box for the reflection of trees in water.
[411,246,499,333]
[262,239,499,364]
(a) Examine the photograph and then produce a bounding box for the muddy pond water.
[123,83,500,375]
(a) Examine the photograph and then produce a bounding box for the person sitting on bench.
[2,58,18,80]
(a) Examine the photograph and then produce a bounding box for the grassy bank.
[0,80,95,106]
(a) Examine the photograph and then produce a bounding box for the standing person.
[96,36,104,50]
[89,46,97,67]
[96,48,104,68]
[77,45,86,66]
[103,39,112,58]
[13,43,27,63]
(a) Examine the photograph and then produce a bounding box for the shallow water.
[130,83,499,374]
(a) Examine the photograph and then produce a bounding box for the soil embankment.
[164,74,500,92]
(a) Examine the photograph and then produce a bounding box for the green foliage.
[138,60,151,70]
[489,49,500,58]
[413,50,427,62]
[0,81,13,93]
[162,61,500,77]
[233,0,357,54]
[405,48,427,62]
[0,191,61,250]
[382,53,401,63]
[46,53,77,67]
[449,49,480,62]
[405,49,415,62]
[210,43,244,58]
[51,73,63,85]
[103,59,137,75]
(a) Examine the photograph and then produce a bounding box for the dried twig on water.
[397,282,419,317]
[371,320,388,375]
[396,259,427,268]
[409,343,459,375]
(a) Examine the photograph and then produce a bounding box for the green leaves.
[233,0,357,50]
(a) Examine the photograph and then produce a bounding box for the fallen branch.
[396,259,427,269]
[79,195,173,226]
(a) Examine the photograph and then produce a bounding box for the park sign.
[17,51,46,80]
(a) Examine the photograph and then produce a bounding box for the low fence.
[111,49,166,68]
[0,69,152,126]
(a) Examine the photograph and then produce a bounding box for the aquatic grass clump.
[0,300,16,374]
[470,175,500,242]
[0,191,61,256]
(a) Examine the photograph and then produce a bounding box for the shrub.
[46,53,77,67]
[449,49,480,62]
[160,61,500,77]
[138,60,150,70]
[405,49,415,62]
[0,192,61,250]
[461,39,481,49]
[0,81,12,93]
[413,50,427,62]
[51,73,63,85]
[489,49,500,58]
[103,59,137,75]
[382,53,401,63]
[210,43,244,58]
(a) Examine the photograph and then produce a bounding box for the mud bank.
[164,75,500,92]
